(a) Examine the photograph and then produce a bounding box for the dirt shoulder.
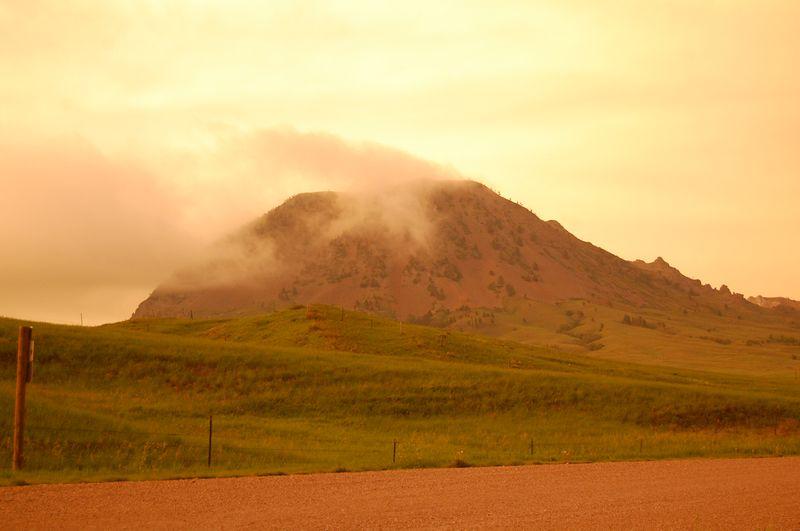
[2,457,799,530]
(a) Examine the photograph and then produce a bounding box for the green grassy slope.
[2,305,800,485]
[443,298,800,377]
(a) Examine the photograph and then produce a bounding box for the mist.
[0,127,457,324]
[157,128,461,293]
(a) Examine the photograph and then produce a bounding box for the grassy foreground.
[2,305,800,485]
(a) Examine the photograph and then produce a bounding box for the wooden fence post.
[13,326,32,471]
[392,439,397,464]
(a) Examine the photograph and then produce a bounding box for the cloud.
[237,127,457,188]
[0,134,195,323]
[154,126,463,245]
[156,126,461,289]
[0,127,460,323]
[179,126,459,225]
[0,134,197,281]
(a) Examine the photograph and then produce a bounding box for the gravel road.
[2,457,799,529]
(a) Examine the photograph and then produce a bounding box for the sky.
[1,0,798,324]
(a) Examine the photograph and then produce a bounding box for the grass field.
[450,298,800,377]
[2,304,800,485]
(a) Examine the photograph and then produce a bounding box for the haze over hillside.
[5,1,800,325]
[134,179,760,321]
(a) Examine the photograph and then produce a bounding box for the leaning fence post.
[208,415,213,468]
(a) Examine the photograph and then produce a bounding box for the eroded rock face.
[748,295,800,311]
[133,179,751,320]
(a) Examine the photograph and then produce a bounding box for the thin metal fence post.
[208,415,213,468]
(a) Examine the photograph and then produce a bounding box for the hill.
[749,295,800,312]
[130,179,800,376]
[2,307,800,484]
[133,180,764,322]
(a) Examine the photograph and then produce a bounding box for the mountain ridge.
[133,179,762,321]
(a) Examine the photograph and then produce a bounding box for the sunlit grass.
[1,306,800,485]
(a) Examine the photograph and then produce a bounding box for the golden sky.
[1,0,799,324]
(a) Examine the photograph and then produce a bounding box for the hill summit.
[134,179,749,320]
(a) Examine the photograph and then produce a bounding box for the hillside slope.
[749,295,800,312]
[134,180,760,321]
[3,309,800,484]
